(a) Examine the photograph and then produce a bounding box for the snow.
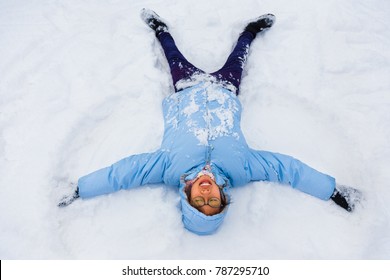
[1,0,390,259]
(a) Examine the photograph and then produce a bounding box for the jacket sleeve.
[78,150,167,199]
[248,149,335,200]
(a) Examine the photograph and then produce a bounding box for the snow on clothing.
[159,31,252,93]
[78,31,336,235]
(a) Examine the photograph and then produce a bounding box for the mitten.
[58,186,80,207]
[331,184,362,212]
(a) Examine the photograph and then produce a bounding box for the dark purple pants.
[157,31,255,94]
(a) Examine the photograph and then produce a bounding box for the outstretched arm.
[248,149,336,200]
[58,151,167,207]
[78,150,167,199]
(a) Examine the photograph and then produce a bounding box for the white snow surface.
[1,0,390,259]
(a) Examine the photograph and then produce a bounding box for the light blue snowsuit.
[78,77,336,235]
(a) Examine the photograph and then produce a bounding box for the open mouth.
[198,178,212,187]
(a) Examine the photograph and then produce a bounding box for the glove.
[331,184,362,212]
[58,185,80,207]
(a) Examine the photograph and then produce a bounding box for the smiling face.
[190,175,223,216]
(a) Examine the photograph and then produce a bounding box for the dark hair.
[184,182,228,213]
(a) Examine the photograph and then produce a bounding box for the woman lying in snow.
[59,9,362,235]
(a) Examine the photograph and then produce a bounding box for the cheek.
[211,186,222,197]
[190,187,200,198]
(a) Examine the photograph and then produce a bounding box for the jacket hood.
[179,165,231,235]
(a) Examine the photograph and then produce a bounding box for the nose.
[199,185,211,194]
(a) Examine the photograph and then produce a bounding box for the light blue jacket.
[78,78,335,235]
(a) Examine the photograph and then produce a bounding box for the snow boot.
[331,184,362,212]
[140,8,169,36]
[244,14,275,37]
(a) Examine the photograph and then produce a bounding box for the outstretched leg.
[210,31,255,94]
[211,14,275,94]
[157,32,204,90]
[141,9,204,91]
